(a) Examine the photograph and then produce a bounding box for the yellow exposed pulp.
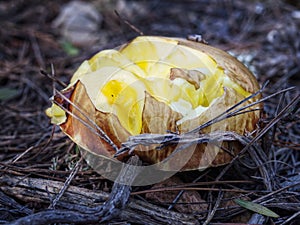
[48,36,251,135]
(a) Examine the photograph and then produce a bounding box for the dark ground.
[0,0,300,224]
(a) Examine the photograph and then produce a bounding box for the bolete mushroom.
[46,36,261,177]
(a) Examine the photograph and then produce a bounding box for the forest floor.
[0,0,299,224]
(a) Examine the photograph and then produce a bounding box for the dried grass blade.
[234,198,280,218]
[53,89,118,151]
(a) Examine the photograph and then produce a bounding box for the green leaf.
[234,199,279,218]
[75,145,80,155]
[61,41,80,56]
[0,87,18,100]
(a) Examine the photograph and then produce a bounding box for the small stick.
[48,157,83,209]
[97,155,142,222]
[40,69,67,88]
[115,10,144,36]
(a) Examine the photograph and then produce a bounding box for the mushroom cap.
[46,36,261,172]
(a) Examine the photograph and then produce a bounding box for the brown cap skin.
[176,38,260,94]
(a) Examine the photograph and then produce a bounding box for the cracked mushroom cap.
[46,36,261,171]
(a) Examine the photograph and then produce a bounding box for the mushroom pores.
[46,36,261,171]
